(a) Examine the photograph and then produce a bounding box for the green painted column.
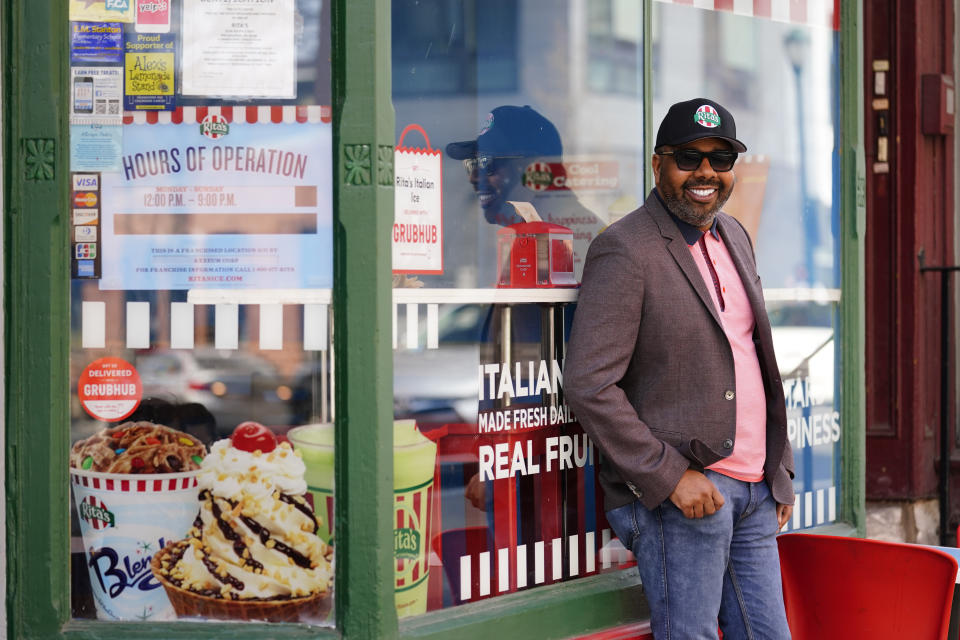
[3,0,71,638]
[840,0,867,535]
[331,1,399,638]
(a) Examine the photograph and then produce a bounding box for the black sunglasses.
[462,154,523,175]
[657,149,738,172]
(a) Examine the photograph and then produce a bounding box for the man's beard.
[660,179,733,228]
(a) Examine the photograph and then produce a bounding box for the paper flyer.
[70,0,135,23]
[71,67,124,126]
[70,22,124,65]
[98,119,332,290]
[393,125,444,274]
[181,0,295,98]
[124,32,175,111]
[70,125,124,173]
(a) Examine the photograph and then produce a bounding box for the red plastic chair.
[778,534,958,639]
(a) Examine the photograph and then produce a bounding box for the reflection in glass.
[392,0,647,615]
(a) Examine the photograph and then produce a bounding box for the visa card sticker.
[72,173,101,191]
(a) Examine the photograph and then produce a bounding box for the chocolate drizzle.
[200,554,245,591]
[201,490,265,573]
[239,514,312,569]
[279,493,319,534]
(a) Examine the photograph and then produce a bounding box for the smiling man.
[564,98,795,639]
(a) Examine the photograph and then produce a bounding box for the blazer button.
[724,390,735,400]
[722,439,734,449]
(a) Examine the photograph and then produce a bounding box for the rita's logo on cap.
[478,112,495,137]
[694,104,721,129]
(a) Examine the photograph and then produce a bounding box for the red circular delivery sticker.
[78,357,143,422]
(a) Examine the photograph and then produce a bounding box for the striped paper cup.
[70,467,201,621]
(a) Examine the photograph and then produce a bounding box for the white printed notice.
[71,67,124,126]
[393,124,443,274]
[98,116,332,290]
[181,0,295,98]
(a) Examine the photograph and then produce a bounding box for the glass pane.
[653,3,841,531]
[68,0,335,625]
[391,0,644,616]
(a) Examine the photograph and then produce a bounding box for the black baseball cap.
[655,98,747,153]
[446,105,563,160]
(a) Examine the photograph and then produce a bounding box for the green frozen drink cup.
[393,419,438,618]
[288,424,335,545]
[289,420,438,617]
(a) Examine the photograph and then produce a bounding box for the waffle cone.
[151,544,332,622]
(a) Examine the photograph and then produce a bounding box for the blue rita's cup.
[70,468,201,620]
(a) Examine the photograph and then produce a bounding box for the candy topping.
[230,422,277,454]
[82,456,93,470]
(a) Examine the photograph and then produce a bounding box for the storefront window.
[67,0,335,625]
[390,0,843,617]
[652,1,842,531]
[391,0,645,615]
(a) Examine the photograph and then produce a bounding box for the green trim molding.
[331,0,398,638]
[4,0,72,638]
[839,0,867,535]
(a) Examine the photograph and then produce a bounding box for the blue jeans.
[605,470,791,640]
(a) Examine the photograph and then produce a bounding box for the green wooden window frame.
[2,1,865,638]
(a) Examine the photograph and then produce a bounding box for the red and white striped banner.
[72,471,199,492]
[655,0,839,30]
[122,105,332,126]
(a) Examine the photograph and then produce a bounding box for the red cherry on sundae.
[231,421,278,453]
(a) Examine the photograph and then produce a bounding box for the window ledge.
[400,570,647,640]
[63,619,339,639]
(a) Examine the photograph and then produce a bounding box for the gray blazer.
[564,190,795,512]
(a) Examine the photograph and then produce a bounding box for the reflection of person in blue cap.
[446,105,567,226]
